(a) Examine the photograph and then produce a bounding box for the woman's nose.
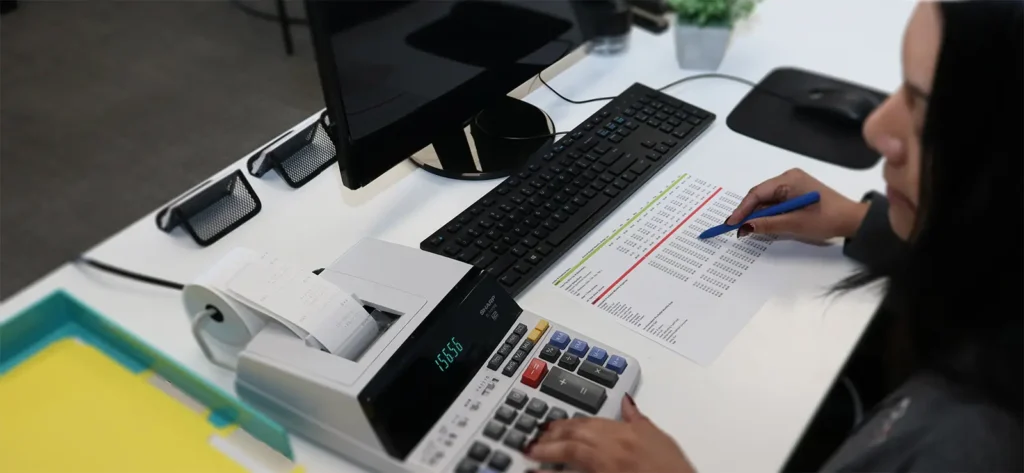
[862,93,907,165]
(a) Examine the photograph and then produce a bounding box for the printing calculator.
[232,238,640,473]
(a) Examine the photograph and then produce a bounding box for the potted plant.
[668,0,758,70]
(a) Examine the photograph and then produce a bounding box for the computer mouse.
[793,88,882,127]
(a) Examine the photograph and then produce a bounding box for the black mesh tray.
[247,116,337,188]
[155,170,262,246]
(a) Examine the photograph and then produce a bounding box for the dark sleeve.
[902,406,1024,472]
[842,191,907,267]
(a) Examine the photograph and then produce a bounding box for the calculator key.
[506,333,522,346]
[577,360,619,388]
[557,352,580,371]
[535,319,550,333]
[498,344,513,357]
[506,389,528,409]
[468,441,491,461]
[483,420,507,440]
[487,354,504,371]
[525,398,549,418]
[503,430,528,451]
[606,355,628,374]
[546,407,568,422]
[540,367,608,414]
[502,360,520,377]
[526,328,543,344]
[495,405,517,424]
[549,331,570,349]
[521,358,549,388]
[514,413,539,433]
[568,339,589,357]
[540,344,561,363]
[489,451,512,472]
[513,323,528,336]
[573,412,590,419]
[455,458,479,473]
[511,349,527,364]
[586,347,608,365]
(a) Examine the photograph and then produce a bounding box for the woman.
[525,2,1023,471]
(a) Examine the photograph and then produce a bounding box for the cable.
[537,74,618,105]
[658,72,797,105]
[76,256,185,291]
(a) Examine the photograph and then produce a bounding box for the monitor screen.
[306,0,583,189]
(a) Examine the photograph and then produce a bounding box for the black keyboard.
[421,83,715,296]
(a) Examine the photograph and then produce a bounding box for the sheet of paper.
[550,172,783,365]
[227,253,375,355]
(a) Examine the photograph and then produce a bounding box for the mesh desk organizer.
[155,170,262,247]
[247,115,338,188]
[0,291,304,473]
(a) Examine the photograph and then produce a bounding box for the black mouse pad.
[726,67,887,170]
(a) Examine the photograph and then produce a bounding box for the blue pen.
[698,191,821,239]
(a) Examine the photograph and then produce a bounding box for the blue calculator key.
[567,339,589,357]
[606,355,628,374]
[586,347,608,365]
[549,331,571,349]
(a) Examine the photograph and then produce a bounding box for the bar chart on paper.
[551,173,780,365]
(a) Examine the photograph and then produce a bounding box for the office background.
[0,1,320,298]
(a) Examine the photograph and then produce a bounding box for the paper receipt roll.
[182,248,272,350]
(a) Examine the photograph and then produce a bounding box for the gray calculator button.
[525,398,548,418]
[505,389,528,409]
[519,339,535,353]
[498,344,513,357]
[501,360,520,377]
[511,349,527,364]
[514,413,538,433]
[455,458,478,473]
[495,405,517,424]
[483,420,507,440]
[468,441,491,461]
[573,412,590,419]
[489,450,512,472]
[546,407,568,422]
[503,429,528,451]
[513,323,528,336]
[540,367,607,414]
[577,360,619,388]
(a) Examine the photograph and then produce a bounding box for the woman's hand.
[526,396,695,473]
[727,168,869,242]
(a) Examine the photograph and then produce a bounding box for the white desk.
[0,1,912,471]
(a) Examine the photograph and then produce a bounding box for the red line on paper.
[592,187,722,305]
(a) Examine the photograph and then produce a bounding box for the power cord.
[76,256,185,291]
[540,71,796,106]
[537,74,618,105]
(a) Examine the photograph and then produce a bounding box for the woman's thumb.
[621,394,647,423]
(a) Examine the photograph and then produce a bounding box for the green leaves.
[667,0,759,27]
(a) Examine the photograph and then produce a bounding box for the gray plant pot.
[675,21,732,70]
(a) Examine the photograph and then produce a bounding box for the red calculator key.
[521,358,549,388]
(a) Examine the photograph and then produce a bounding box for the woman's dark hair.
[840,1,1023,418]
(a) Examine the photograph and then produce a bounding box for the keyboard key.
[582,188,598,198]
[647,119,661,127]
[546,407,568,422]
[540,367,608,414]
[623,107,636,116]
[428,235,445,247]
[606,355,628,374]
[490,254,516,275]
[499,273,521,287]
[654,112,669,120]
[612,179,628,190]
[531,228,549,239]
[535,244,552,255]
[549,331,570,349]
[660,124,674,133]
[645,152,661,162]
[599,151,622,166]
[568,339,589,357]
[471,254,496,269]
[443,246,458,256]
[629,161,651,175]
[586,347,608,365]
[620,171,637,182]
[662,139,678,146]
[479,219,494,229]
[484,420,507,440]
[604,122,617,131]
[456,458,478,473]
[603,187,620,198]
[503,430,528,451]
[635,113,649,121]
[558,352,580,371]
[453,238,469,247]
[640,140,656,148]
[487,353,504,370]
[616,128,631,137]
[609,155,638,175]
[546,195,611,246]
[510,246,527,258]
[521,236,538,248]
[525,253,543,265]
[578,136,598,151]
[655,144,670,154]
[596,129,610,137]
[490,243,508,254]
[540,344,561,362]
[624,121,639,130]
[525,397,549,418]
[668,117,682,126]
[514,413,539,433]
[489,451,512,472]
[593,145,610,155]
[502,360,520,377]
[469,441,491,461]
[578,360,619,388]
[608,135,623,143]
[521,358,549,388]
[600,173,615,183]
[457,248,481,262]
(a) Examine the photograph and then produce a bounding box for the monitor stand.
[411,95,553,181]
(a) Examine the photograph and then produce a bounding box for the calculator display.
[359,268,521,460]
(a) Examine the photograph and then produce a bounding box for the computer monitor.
[305,0,584,190]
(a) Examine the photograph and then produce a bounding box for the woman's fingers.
[620,394,646,423]
[533,418,607,447]
[727,176,794,225]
